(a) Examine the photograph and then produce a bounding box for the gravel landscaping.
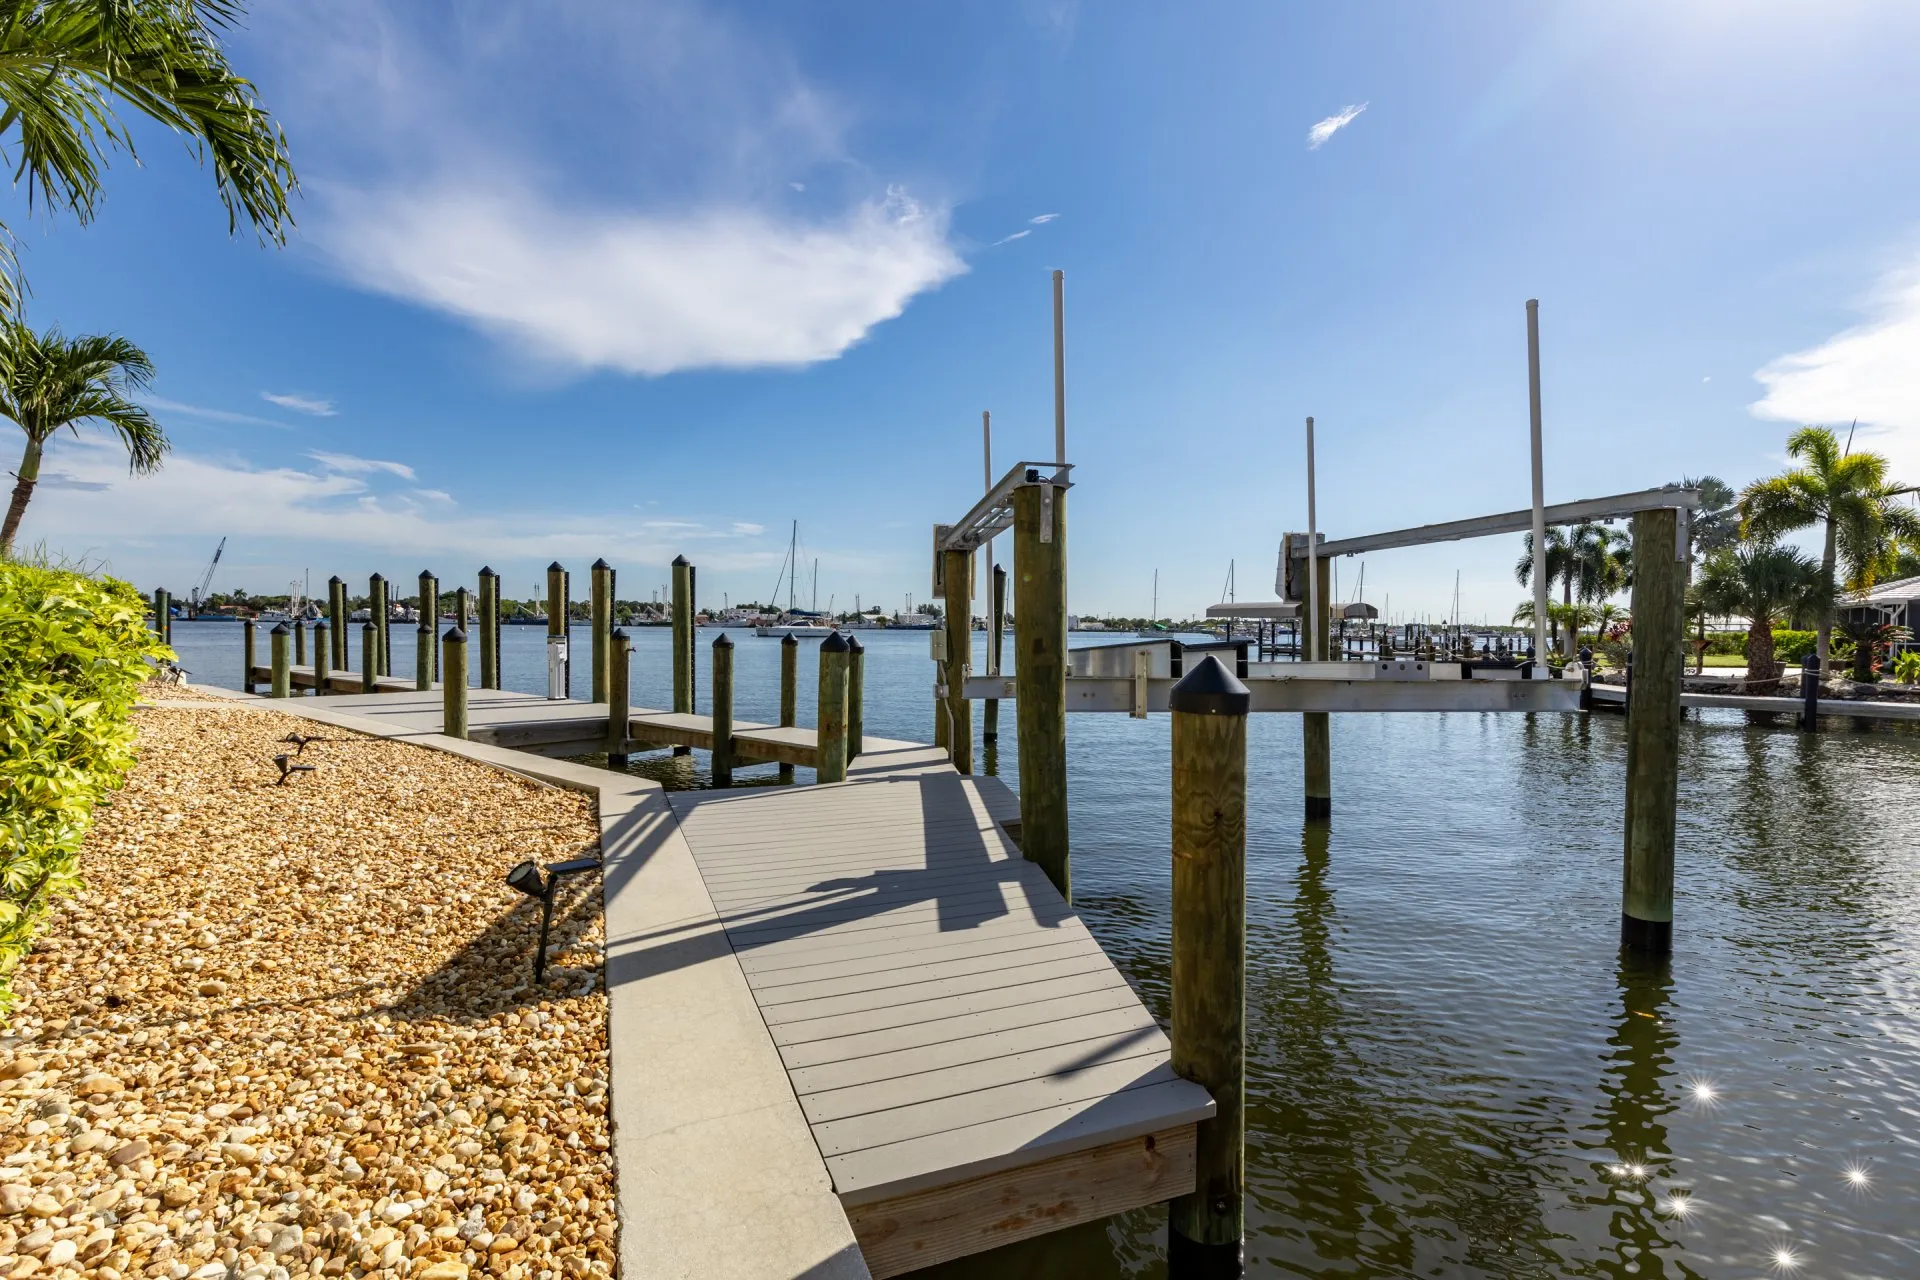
[0,699,615,1280]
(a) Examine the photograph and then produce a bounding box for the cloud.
[255,1,964,378]
[36,471,112,492]
[789,182,805,192]
[261,392,337,416]
[145,396,291,429]
[990,229,1032,247]
[307,450,418,481]
[321,186,965,376]
[731,521,765,536]
[1751,252,1920,477]
[1307,102,1368,149]
[1030,213,1059,225]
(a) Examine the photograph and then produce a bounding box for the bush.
[1702,631,1747,657]
[0,561,169,1016]
[1772,630,1816,663]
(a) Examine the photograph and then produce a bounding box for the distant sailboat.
[757,521,833,637]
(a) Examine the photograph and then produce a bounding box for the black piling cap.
[362,621,376,632]
[314,617,329,631]
[782,633,799,647]
[419,569,434,580]
[591,558,611,571]
[1168,654,1250,716]
[370,572,384,583]
[847,635,864,652]
[270,621,290,636]
[821,630,849,653]
[671,554,689,567]
[713,632,733,650]
[548,561,565,572]
[444,626,468,643]
[328,575,343,586]
[479,565,495,577]
[611,627,629,642]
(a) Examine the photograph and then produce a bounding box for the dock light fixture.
[272,753,315,786]
[280,732,327,755]
[505,856,600,983]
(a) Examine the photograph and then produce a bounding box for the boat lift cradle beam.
[940,461,1075,553]
[1275,484,1701,592]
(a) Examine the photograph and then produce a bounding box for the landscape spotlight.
[506,856,600,983]
[272,753,316,786]
[280,732,327,754]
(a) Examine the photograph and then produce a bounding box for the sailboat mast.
[788,521,797,614]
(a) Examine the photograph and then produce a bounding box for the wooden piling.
[152,589,169,644]
[1800,655,1820,731]
[779,633,799,783]
[672,555,693,714]
[242,618,256,694]
[591,559,612,705]
[712,633,736,787]
[547,562,568,699]
[847,636,864,761]
[1167,655,1248,1274]
[1013,478,1070,900]
[478,567,499,690]
[415,621,433,692]
[941,547,974,774]
[368,574,387,677]
[418,571,439,682]
[607,627,631,766]
[328,576,347,670]
[269,623,291,699]
[985,564,1007,742]
[817,631,850,784]
[442,627,469,740]
[361,622,377,696]
[293,616,306,667]
[1303,555,1332,820]
[313,618,331,694]
[1621,507,1684,955]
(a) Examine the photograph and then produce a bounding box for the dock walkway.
[204,682,1208,1278]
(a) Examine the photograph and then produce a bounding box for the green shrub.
[1896,652,1920,685]
[1772,630,1816,663]
[0,561,169,1016]
[1702,631,1747,657]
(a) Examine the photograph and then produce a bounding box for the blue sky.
[15,0,1920,620]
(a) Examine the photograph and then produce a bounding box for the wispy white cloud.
[1307,102,1368,150]
[259,1,964,378]
[990,229,1032,247]
[1751,251,1920,477]
[308,450,418,481]
[36,471,112,492]
[1030,213,1059,225]
[732,521,765,536]
[261,391,337,416]
[145,396,291,430]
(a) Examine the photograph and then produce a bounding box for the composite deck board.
[668,765,1212,1206]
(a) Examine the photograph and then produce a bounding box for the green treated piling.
[591,559,612,705]
[1622,507,1685,954]
[361,621,377,695]
[478,567,499,690]
[817,631,849,784]
[671,555,693,755]
[313,618,331,694]
[269,623,291,699]
[941,547,974,774]
[546,561,567,698]
[152,589,169,644]
[293,617,306,668]
[607,628,631,766]
[986,563,1006,742]
[328,576,347,670]
[1013,479,1069,900]
[1168,655,1249,1273]
[779,633,798,783]
[712,633,736,787]
[442,627,469,740]
[415,622,433,691]
[847,636,864,762]
[242,618,257,693]
[419,571,439,682]
[368,575,386,677]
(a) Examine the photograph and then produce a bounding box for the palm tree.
[0,322,164,555]
[1740,425,1920,671]
[1679,475,1739,558]
[1694,544,1834,691]
[0,0,295,308]
[1518,523,1628,657]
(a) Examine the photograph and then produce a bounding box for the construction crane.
[189,537,226,615]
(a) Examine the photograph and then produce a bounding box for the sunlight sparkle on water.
[1844,1163,1871,1188]
[1687,1078,1718,1105]
[1658,1191,1693,1218]
[1771,1245,1801,1271]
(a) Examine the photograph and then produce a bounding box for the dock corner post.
[985,562,1007,741]
[269,622,291,699]
[361,621,377,696]
[1013,476,1070,901]
[242,617,257,694]
[591,558,613,705]
[328,575,346,670]
[1800,654,1820,731]
[711,632,735,786]
[941,546,975,774]
[779,633,799,783]
[313,617,331,694]
[607,627,632,767]
[1303,555,1333,820]
[442,626,469,739]
[1621,506,1684,956]
[1168,654,1249,1276]
[817,631,850,783]
[478,566,499,689]
[847,635,865,761]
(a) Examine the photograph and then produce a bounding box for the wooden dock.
[224,679,1210,1276]
[1588,682,1920,721]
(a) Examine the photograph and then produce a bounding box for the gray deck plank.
[767,967,1137,1046]
[778,985,1154,1072]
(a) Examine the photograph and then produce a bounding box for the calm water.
[166,621,1920,1278]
